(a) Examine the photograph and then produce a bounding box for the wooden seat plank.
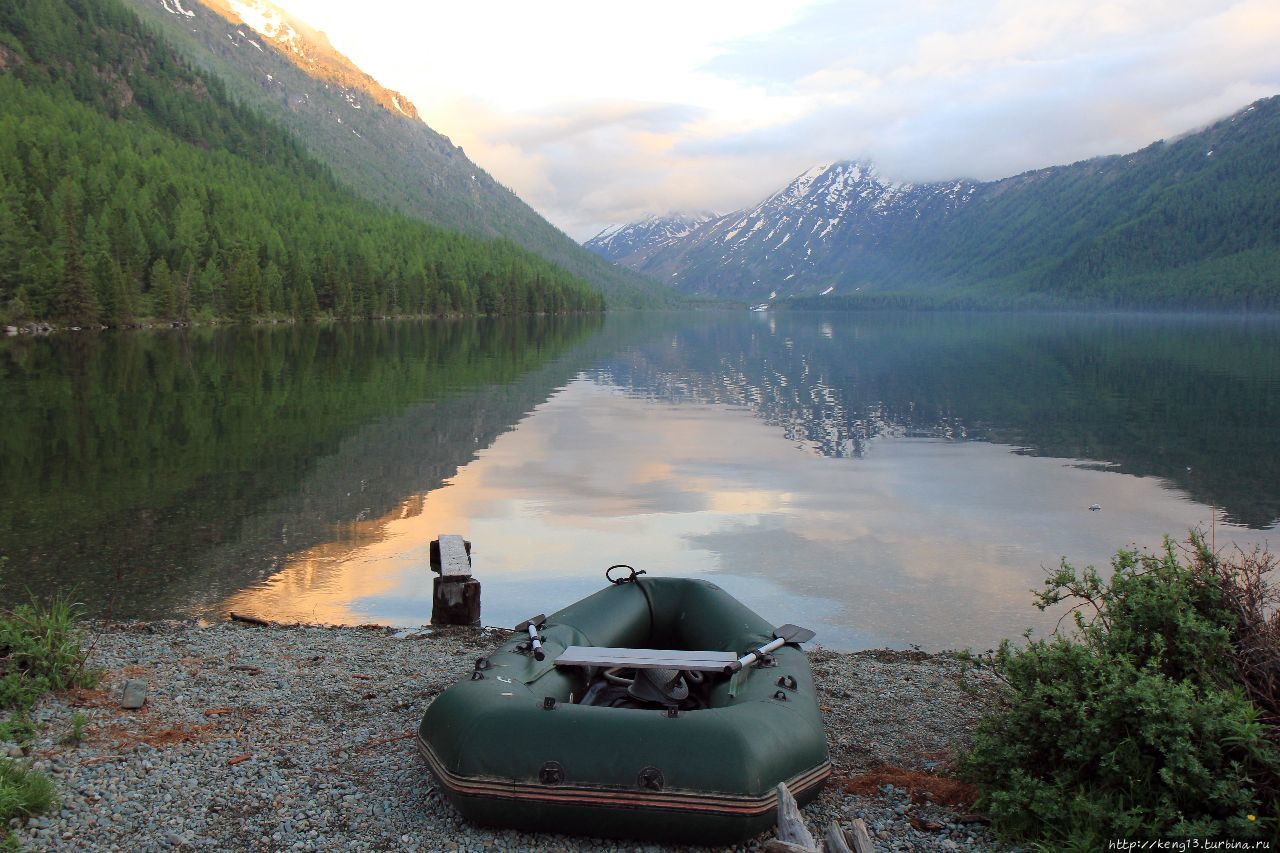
[556,645,737,672]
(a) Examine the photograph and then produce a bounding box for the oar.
[725,623,815,673]
[514,614,547,661]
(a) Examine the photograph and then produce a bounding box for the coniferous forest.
[0,0,605,327]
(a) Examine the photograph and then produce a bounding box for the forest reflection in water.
[2,312,1276,649]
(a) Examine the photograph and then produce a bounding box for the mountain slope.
[125,0,670,307]
[588,98,1280,307]
[0,0,603,324]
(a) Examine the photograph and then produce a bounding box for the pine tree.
[0,175,25,308]
[262,260,284,315]
[149,257,176,318]
[230,250,262,322]
[298,273,319,320]
[54,189,100,326]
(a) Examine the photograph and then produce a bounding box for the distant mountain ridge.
[126,0,669,306]
[587,98,1280,307]
[587,212,716,265]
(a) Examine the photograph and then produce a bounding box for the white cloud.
[277,0,1280,239]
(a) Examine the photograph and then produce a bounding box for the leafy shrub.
[962,535,1279,848]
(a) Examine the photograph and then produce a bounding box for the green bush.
[962,535,1279,848]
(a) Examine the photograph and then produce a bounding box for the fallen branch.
[227,753,252,766]
[228,612,270,627]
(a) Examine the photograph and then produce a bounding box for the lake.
[2,311,1276,651]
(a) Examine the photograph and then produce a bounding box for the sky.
[275,0,1280,241]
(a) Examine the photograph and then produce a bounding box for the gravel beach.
[8,622,1007,851]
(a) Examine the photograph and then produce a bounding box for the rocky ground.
[6,621,1007,851]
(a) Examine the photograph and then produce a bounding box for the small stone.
[120,679,147,709]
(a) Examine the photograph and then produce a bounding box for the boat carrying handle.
[606,564,647,585]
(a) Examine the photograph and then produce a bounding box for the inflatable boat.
[416,570,831,843]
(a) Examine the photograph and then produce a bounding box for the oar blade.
[773,623,816,644]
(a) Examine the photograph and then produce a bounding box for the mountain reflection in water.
[2,312,1275,650]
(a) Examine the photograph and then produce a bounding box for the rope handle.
[606,564,647,585]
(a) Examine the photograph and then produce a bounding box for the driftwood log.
[844,818,876,853]
[764,782,879,853]
[824,820,854,853]
[775,782,817,849]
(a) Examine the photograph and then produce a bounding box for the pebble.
[9,621,1005,851]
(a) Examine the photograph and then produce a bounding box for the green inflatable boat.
[416,570,831,844]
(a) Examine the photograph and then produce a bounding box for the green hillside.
[122,0,671,308]
[930,98,1280,306]
[797,99,1280,308]
[0,0,604,327]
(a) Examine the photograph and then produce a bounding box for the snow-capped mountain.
[586,212,716,264]
[587,95,1280,304]
[586,161,979,298]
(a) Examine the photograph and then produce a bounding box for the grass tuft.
[0,759,56,823]
[0,594,99,713]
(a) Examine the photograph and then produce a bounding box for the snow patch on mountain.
[225,0,302,54]
[585,212,716,260]
[160,0,195,17]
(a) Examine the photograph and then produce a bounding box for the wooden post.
[430,534,480,625]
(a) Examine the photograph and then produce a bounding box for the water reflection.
[597,312,1280,527]
[224,374,1272,649]
[2,312,1276,650]
[0,317,604,615]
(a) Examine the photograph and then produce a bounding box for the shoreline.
[8,621,1006,851]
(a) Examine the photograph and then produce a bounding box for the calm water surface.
[2,312,1277,650]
